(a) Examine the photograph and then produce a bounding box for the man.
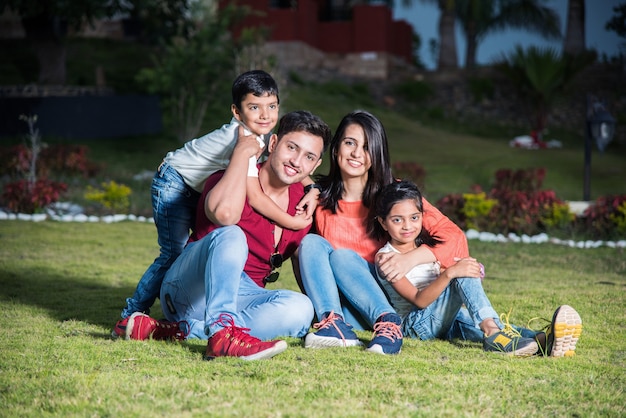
[125,111,331,361]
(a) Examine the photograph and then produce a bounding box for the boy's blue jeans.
[160,225,314,340]
[121,162,199,318]
[298,234,396,330]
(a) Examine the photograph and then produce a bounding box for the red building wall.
[226,0,412,63]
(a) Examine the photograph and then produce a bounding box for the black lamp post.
[583,95,616,201]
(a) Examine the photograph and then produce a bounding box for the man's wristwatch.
[304,183,322,194]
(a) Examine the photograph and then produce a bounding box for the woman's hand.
[376,251,416,283]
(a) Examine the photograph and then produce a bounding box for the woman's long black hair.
[315,110,394,237]
[374,180,443,247]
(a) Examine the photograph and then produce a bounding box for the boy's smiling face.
[231,92,279,137]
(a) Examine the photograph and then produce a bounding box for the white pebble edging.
[0,208,153,224]
[1,208,624,248]
[464,228,626,249]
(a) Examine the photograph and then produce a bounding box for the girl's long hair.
[315,110,394,236]
[374,180,443,246]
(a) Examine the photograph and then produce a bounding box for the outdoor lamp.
[583,96,616,201]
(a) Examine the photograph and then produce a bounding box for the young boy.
[112,70,319,337]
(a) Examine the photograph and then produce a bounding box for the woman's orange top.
[314,198,469,267]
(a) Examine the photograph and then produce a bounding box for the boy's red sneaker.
[125,312,188,341]
[111,317,129,338]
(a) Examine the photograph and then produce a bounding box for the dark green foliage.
[392,80,434,103]
[467,76,494,102]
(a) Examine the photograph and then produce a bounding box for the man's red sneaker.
[204,313,287,361]
[125,312,188,341]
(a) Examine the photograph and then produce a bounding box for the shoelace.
[154,319,190,341]
[498,309,523,339]
[372,321,402,342]
[526,316,551,333]
[212,313,261,347]
[312,311,347,346]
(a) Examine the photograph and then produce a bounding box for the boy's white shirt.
[242,124,264,178]
[376,242,441,319]
[162,118,266,192]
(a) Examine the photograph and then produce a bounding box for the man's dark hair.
[232,70,279,110]
[275,111,332,153]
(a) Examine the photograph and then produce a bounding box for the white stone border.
[1,208,623,248]
[0,210,153,224]
[465,229,626,249]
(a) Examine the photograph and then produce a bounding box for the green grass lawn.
[1,221,624,417]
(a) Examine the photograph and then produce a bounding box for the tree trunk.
[563,0,585,55]
[33,39,67,84]
[437,0,458,70]
[21,15,68,85]
[465,20,477,69]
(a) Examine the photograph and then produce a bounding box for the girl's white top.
[376,242,440,319]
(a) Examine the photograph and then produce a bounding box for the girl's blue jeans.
[401,276,502,341]
[121,162,199,318]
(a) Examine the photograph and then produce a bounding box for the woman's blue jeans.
[121,162,199,318]
[160,225,314,340]
[298,234,396,330]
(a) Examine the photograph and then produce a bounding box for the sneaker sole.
[241,340,288,361]
[366,344,401,355]
[550,305,582,357]
[304,333,363,349]
[511,340,539,357]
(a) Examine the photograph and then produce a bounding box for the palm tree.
[563,0,585,54]
[419,0,561,70]
[437,0,459,69]
[496,45,595,134]
[456,0,562,69]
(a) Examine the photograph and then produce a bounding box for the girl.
[373,180,581,357]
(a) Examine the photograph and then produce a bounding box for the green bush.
[84,180,132,214]
[460,192,497,231]
[467,77,495,102]
[393,80,434,102]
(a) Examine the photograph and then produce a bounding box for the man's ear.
[231,104,241,121]
[267,134,279,152]
[310,158,323,175]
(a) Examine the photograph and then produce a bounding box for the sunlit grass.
[1,221,624,416]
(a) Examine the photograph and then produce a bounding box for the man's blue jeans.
[160,225,314,340]
[298,234,396,330]
[121,162,199,318]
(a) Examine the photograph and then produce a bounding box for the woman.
[297,110,469,355]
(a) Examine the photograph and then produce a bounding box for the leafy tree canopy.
[605,2,626,38]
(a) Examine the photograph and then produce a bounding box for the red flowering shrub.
[580,195,626,240]
[392,161,426,188]
[41,145,101,177]
[436,193,467,230]
[437,168,571,236]
[0,144,100,178]
[491,167,546,194]
[2,179,68,214]
[0,145,32,177]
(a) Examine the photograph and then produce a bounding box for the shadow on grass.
[0,266,136,332]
